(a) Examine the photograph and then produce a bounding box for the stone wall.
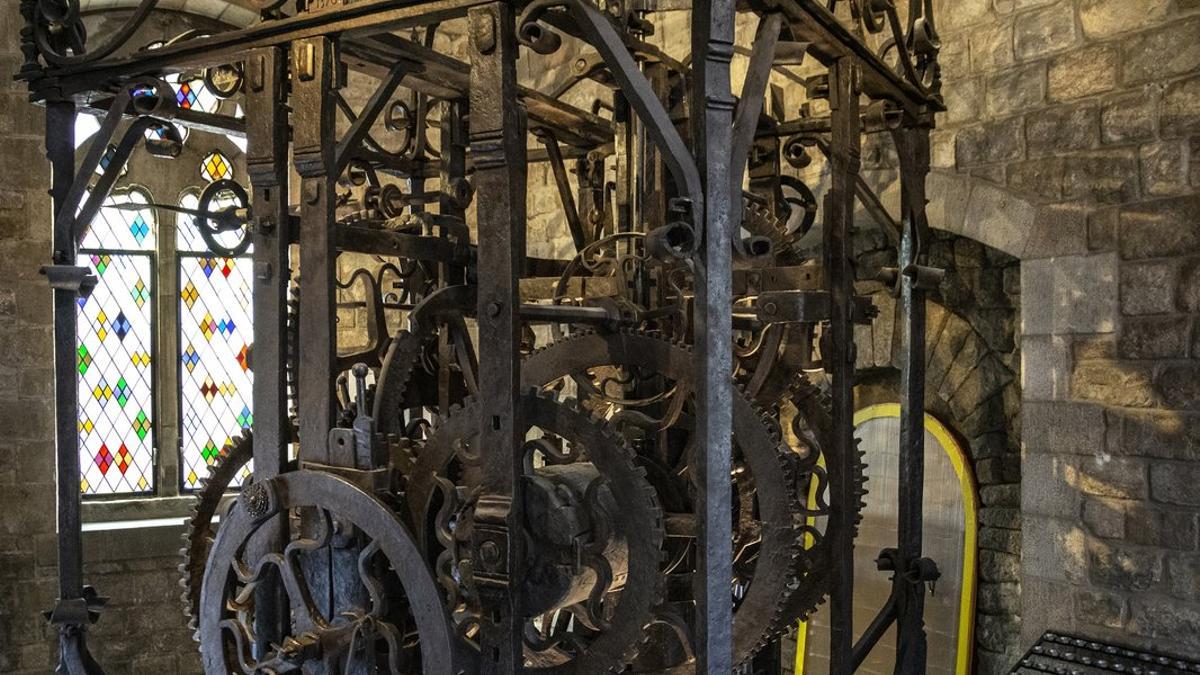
[927,0,1200,662]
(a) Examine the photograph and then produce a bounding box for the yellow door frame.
[793,403,979,674]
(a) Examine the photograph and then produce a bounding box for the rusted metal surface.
[21,0,945,670]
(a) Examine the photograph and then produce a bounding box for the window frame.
[77,185,162,500]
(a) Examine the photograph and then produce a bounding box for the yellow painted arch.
[794,403,979,674]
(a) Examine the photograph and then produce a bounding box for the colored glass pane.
[200,150,233,183]
[79,188,157,251]
[76,253,155,495]
[178,251,253,490]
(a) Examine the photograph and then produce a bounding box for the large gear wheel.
[178,432,254,636]
[519,328,864,665]
[197,470,461,674]
[407,389,665,674]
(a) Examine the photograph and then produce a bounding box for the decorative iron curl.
[34,0,158,66]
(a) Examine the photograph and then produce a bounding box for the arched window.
[176,188,254,490]
[73,72,252,502]
[77,187,158,495]
[793,405,979,674]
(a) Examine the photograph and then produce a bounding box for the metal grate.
[1013,631,1200,675]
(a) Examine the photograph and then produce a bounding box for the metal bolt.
[480,540,500,565]
[763,302,777,315]
[487,301,502,317]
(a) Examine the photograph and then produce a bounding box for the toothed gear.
[178,432,254,638]
[770,375,868,637]
[407,389,664,674]
[518,328,837,666]
[741,194,796,257]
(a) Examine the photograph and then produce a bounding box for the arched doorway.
[794,405,979,674]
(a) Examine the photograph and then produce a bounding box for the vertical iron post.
[244,45,291,654]
[892,125,933,674]
[291,36,343,628]
[47,99,82,602]
[825,56,862,675]
[690,0,736,670]
[468,3,527,672]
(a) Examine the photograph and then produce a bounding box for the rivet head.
[487,301,502,317]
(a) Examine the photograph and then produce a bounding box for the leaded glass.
[77,252,155,495]
[178,251,254,490]
[200,150,233,183]
[79,187,156,251]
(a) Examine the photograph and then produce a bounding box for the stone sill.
[81,494,233,528]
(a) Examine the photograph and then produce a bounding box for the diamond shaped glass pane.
[178,252,254,490]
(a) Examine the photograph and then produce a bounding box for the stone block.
[1120,259,1178,315]
[1023,453,1081,517]
[1140,141,1189,197]
[1118,315,1192,359]
[956,117,1025,167]
[978,581,1021,614]
[1022,334,1070,401]
[1063,148,1140,203]
[980,506,1023,529]
[1022,576,1077,644]
[1167,553,1200,601]
[979,525,1023,553]
[1125,503,1198,550]
[950,353,1014,421]
[985,63,1047,118]
[1128,596,1200,648]
[963,181,1037,257]
[1078,455,1148,499]
[943,76,984,125]
[981,483,1021,507]
[1119,409,1200,460]
[1082,497,1125,538]
[1079,0,1171,39]
[1006,157,1064,200]
[1150,462,1200,506]
[1015,1,1077,59]
[1048,44,1119,102]
[980,549,1022,582]
[1072,359,1158,407]
[970,20,1015,73]
[1121,18,1200,84]
[1074,589,1126,629]
[1073,335,1116,361]
[1119,195,1200,260]
[935,0,992,30]
[1162,76,1200,139]
[928,314,971,391]
[1023,400,1107,455]
[1176,259,1200,313]
[1025,203,1088,257]
[939,37,970,81]
[976,613,1022,653]
[1024,515,1088,582]
[1157,363,1200,410]
[1087,207,1118,252]
[1100,93,1157,146]
[1028,105,1100,158]
[1020,254,1117,334]
[1088,539,1164,591]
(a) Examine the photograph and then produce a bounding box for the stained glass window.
[200,151,233,183]
[79,187,156,251]
[77,194,157,496]
[177,190,254,490]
